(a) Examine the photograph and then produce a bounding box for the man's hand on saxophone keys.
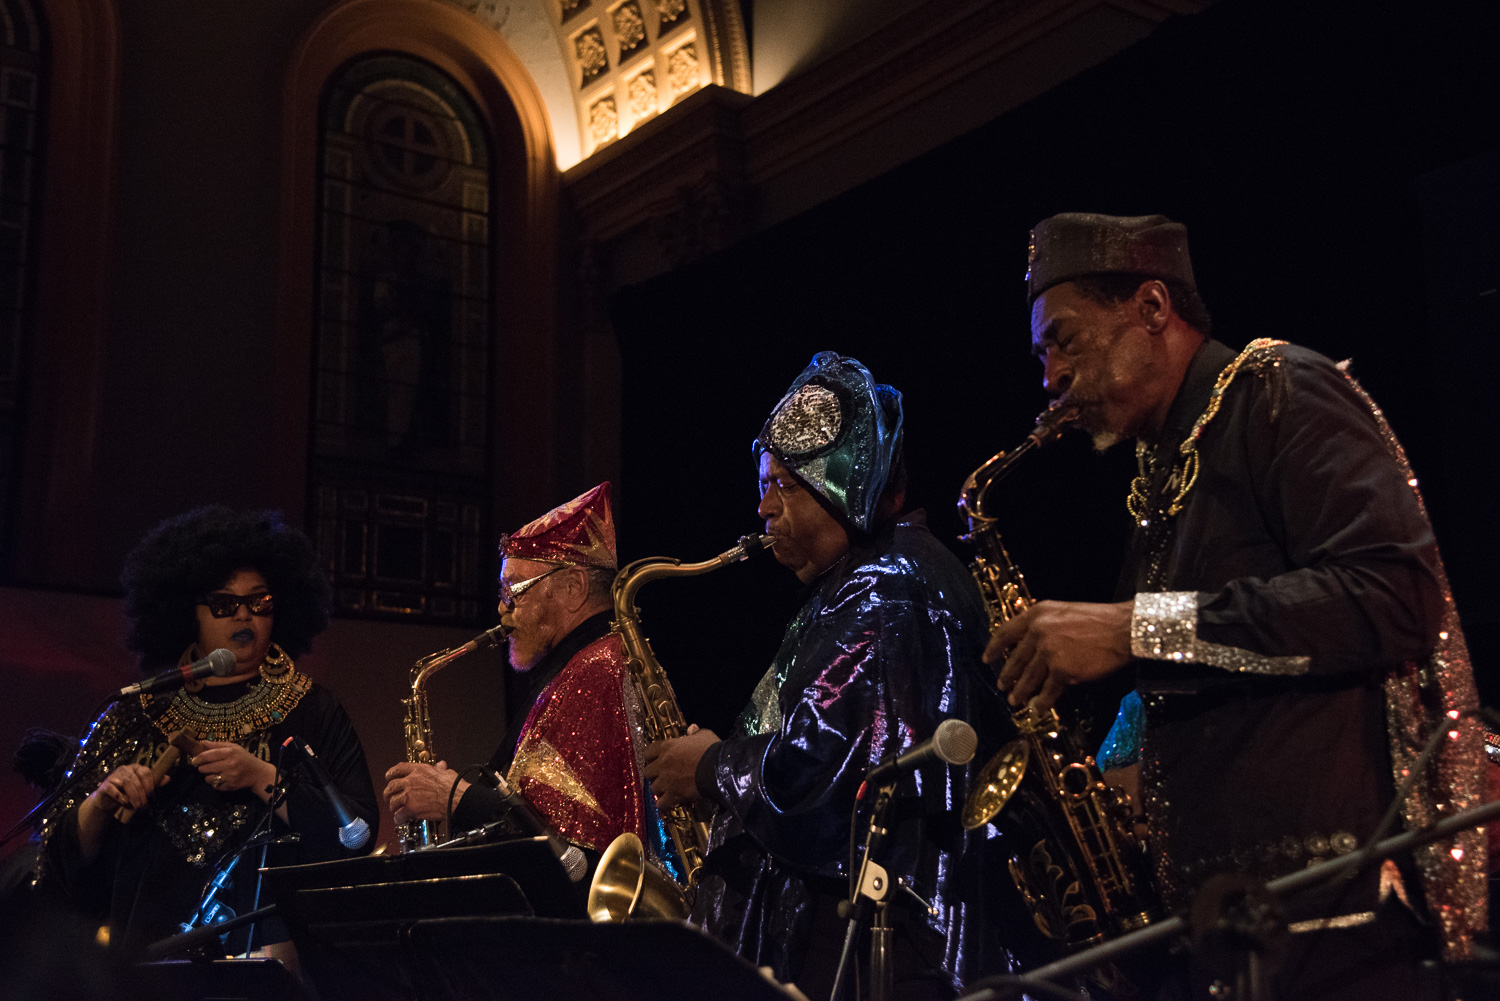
[383,760,468,823]
[985,599,1135,710]
[642,724,720,811]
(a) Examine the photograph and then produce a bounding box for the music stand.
[405,916,801,1001]
[136,957,315,1001]
[260,837,584,1001]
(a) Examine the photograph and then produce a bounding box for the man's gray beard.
[1091,429,1126,452]
[508,641,548,673]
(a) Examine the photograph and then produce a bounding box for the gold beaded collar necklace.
[146,643,311,742]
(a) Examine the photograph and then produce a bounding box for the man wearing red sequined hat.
[384,483,674,870]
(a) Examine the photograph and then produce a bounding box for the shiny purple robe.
[691,514,1003,994]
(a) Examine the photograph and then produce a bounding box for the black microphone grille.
[932,719,978,766]
[206,648,239,676]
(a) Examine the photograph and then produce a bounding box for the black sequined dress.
[38,670,377,956]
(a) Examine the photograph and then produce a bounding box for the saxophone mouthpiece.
[736,533,775,558]
[468,622,513,652]
[1030,400,1081,446]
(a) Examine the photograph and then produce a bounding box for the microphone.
[478,769,588,882]
[280,736,372,851]
[862,719,978,792]
[118,648,238,697]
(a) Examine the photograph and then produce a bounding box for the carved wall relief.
[552,0,748,158]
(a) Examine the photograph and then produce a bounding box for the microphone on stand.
[117,648,238,698]
[859,718,978,797]
[280,736,372,851]
[476,768,588,882]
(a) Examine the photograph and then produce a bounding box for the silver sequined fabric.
[165,801,255,867]
[1132,591,1312,675]
[739,664,784,738]
[767,383,842,457]
[1340,365,1487,961]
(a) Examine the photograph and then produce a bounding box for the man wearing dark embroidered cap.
[989,212,1484,998]
[643,352,1003,998]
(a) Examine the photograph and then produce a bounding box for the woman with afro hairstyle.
[37,507,378,962]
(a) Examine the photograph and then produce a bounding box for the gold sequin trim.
[509,737,606,818]
[1128,338,1289,523]
[1287,911,1375,933]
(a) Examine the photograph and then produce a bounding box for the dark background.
[608,0,1500,739]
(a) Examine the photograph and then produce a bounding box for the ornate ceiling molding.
[552,0,751,159]
[442,0,750,166]
[565,0,1213,277]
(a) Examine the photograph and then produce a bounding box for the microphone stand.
[147,748,299,962]
[143,905,280,963]
[961,700,1488,1001]
[243,745,295,957]
[958,795,1500,1001]
[830,781,898,1001]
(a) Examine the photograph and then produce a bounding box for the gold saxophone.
[398,623,511,852]
[586,533,773,921]
[959,403,1160,951]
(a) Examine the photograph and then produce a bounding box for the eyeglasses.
[197,592,275,618]
[498,565,572,607]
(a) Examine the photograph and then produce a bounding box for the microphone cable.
[446,763,497,841]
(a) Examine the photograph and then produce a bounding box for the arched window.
[311,54,494,623]
[0,0,44,579]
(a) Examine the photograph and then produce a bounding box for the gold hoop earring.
[260,643,291,680]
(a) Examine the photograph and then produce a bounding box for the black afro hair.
[120,506,332,671]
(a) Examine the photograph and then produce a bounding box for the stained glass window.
[312,55,495,622]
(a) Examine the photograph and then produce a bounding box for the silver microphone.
[118,648,238,697]
[865,718,978,787]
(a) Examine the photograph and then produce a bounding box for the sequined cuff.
[1131,592,1311,675]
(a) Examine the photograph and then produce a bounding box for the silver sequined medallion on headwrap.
[754,351,903,533]
[767,384,843,457]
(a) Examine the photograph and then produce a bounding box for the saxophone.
[959,403,1161,951]
[398,622,511,852]
[587,533,773,920]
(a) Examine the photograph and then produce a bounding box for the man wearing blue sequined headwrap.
[644,351,1004,998]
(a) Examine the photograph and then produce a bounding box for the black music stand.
[260,837,584,1001]
[405,916,800,1001]
[136,957,315,1001]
